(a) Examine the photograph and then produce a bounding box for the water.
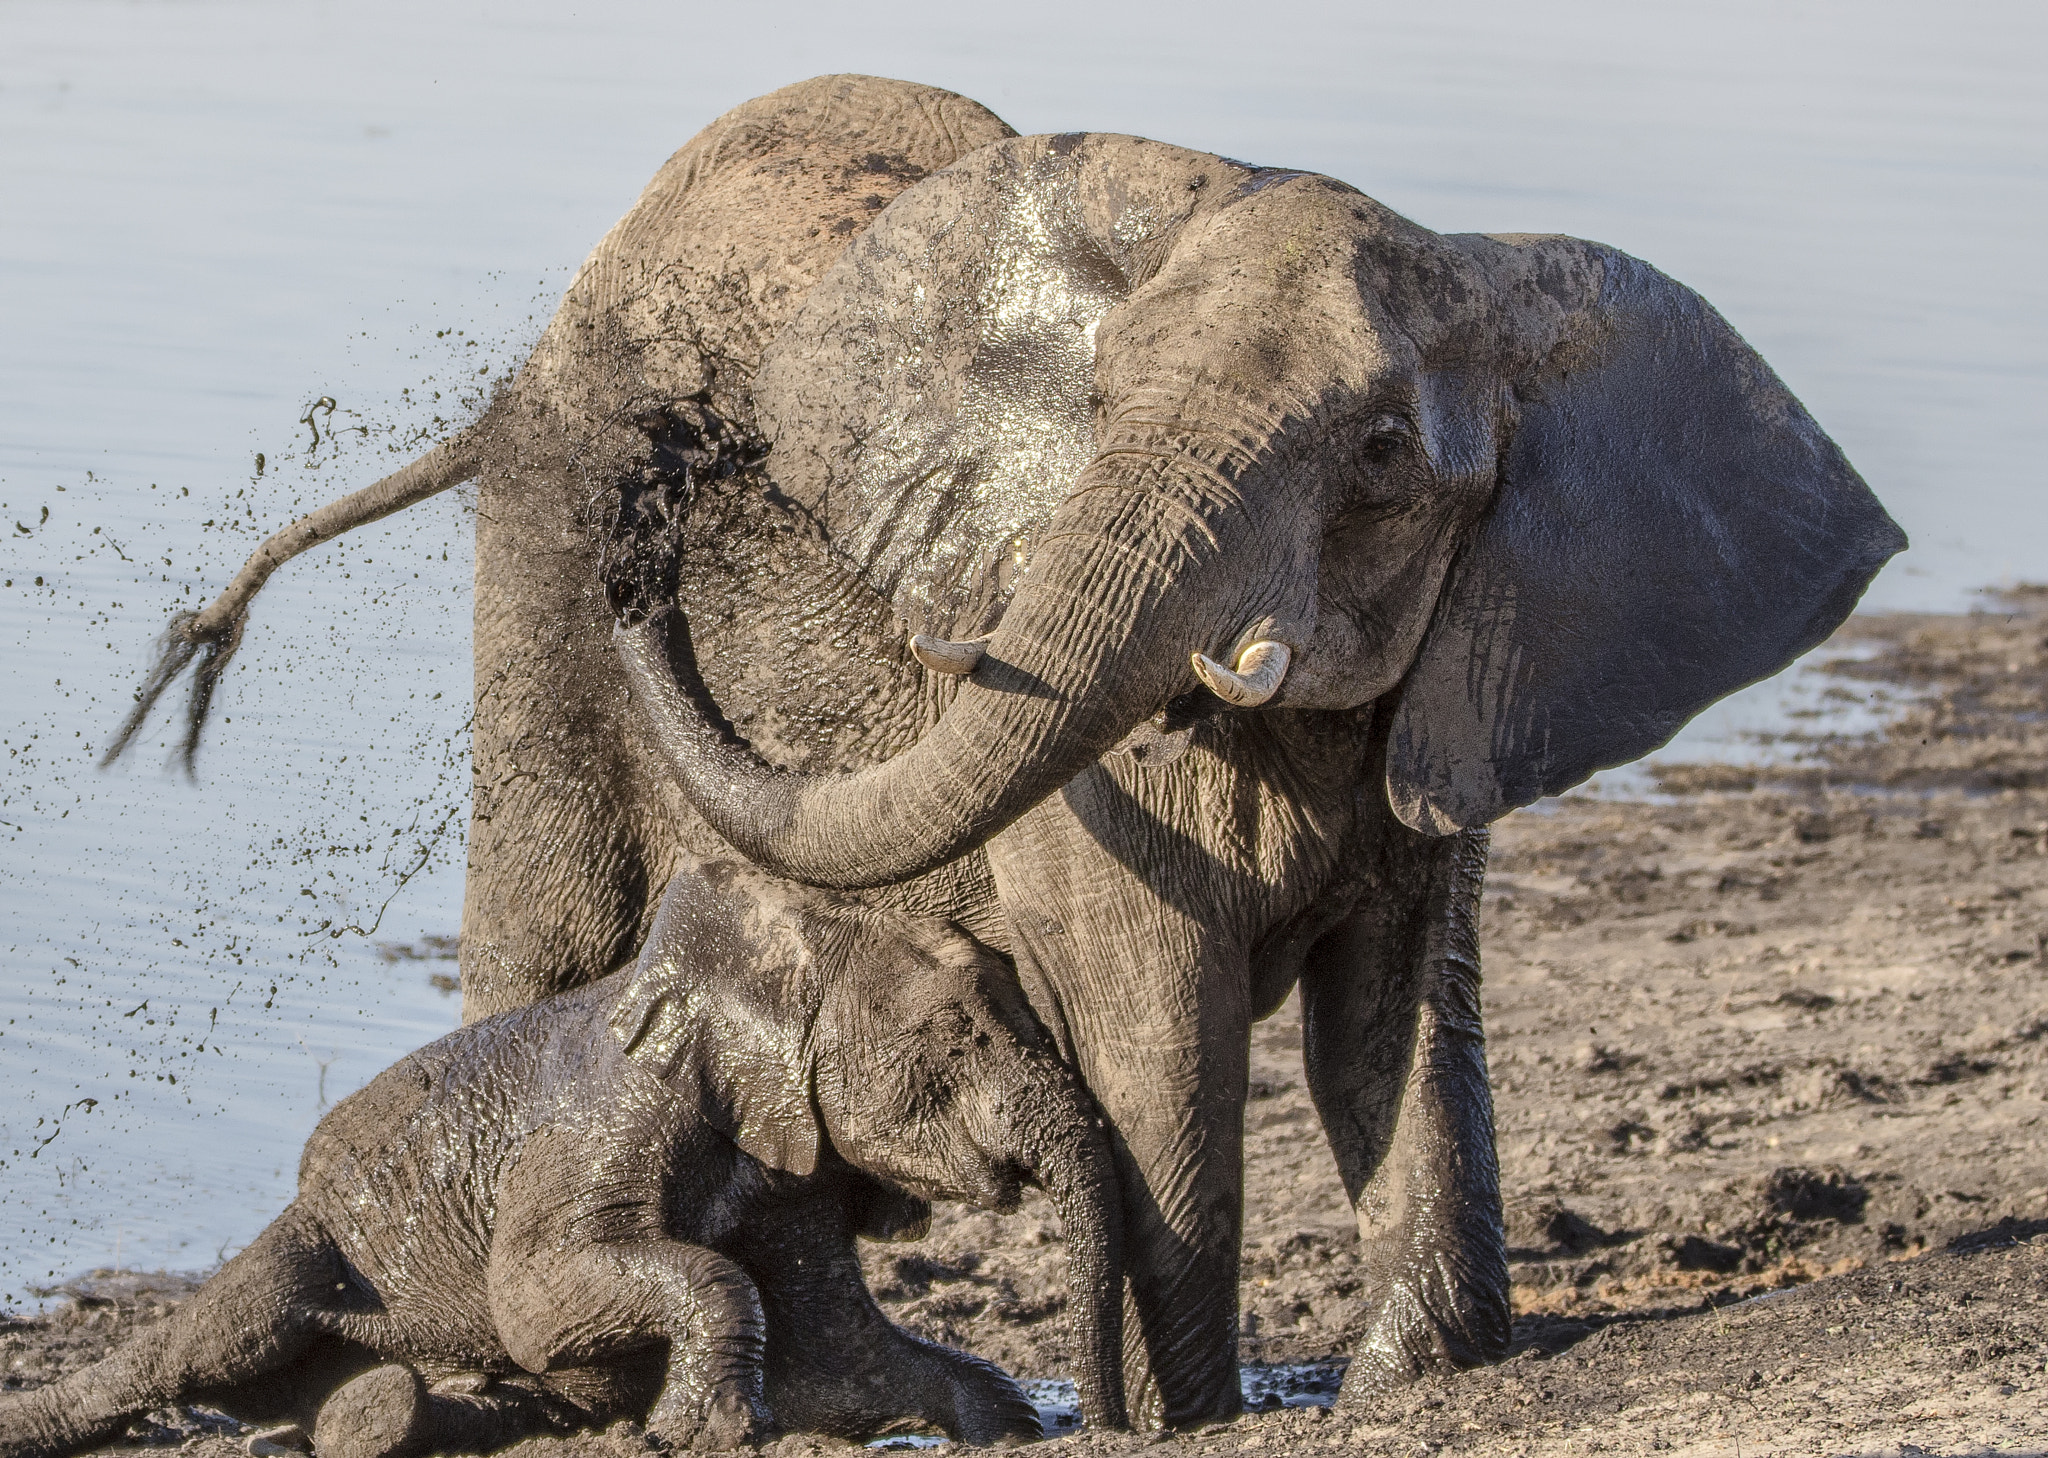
[2,1,2043,1299]
[869,1362,1348,1444]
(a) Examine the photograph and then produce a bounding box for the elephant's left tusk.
[909,633,989,676]
[1191,640,1291,708]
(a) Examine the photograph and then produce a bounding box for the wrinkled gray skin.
[0,860,1127,1457]
[111,75,1904,1424]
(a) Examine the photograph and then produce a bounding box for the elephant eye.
[1331,415,1419,523]
[1359,417,1410,468]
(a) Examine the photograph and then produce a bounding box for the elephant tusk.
[909,633,989,676]
[1190,640,1292,708]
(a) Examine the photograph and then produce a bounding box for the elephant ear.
[754,133,1226,639]
[1387,239,1906,834]
[609,859,827,1175]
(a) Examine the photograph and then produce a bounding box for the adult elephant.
[113,78,1904,1425]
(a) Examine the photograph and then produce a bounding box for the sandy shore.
[11,595,2048,1455]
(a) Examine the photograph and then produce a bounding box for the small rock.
[1574,1043,1624,1074]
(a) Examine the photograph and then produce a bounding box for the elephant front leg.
[1001,907,1250,1426]
[458,458,682,1024]
[486,1134,770,1449]
[1300,826,1509,1402]
[992,776,1259,1430]
[488,1237,771,1450]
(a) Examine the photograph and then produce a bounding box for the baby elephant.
[0,859,1126,1456]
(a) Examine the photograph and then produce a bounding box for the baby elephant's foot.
[314,1365,429,1458]
[646,1388,772,1452]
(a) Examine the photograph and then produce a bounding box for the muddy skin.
[0,860,1125,1457]
[32,596,2048,1454]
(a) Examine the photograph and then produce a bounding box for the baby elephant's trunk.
[1024,1081,1130,1432]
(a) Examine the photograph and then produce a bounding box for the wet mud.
[10,594,2048,1454]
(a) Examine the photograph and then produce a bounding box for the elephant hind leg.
[0,1212,339,1458]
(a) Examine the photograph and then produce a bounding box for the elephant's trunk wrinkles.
[1019,1084,1129,1432]
[615,466,1246,890]
[100,432,481,773]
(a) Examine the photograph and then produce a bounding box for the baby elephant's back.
[297,1054,448,1217]
[295,994,592,1283]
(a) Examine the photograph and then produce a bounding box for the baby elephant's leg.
[488,1239,770,1451]
[747,1214,1039,1445]
[486,1133,769,1451]
[774,1316,1039,1447]
[311,1364,583,1458]
[0,1213,335,1458]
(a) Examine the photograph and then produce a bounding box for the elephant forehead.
[756,133,1256,638]
[521,75,1015,407]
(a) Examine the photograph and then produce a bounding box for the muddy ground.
[11,593,2048,1455]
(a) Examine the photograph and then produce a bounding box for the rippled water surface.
[2,0,2043,1300]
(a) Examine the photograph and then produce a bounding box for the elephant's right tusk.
[1190,640,1291,708]
[909,633,989,676]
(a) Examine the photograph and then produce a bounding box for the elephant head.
[610,858,1127,1430]
[610,132,1904,887]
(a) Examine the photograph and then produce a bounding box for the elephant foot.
[646,1387,772,1452]
[937,1354,1041,1446]
[313,1364,430,1458]
[1335,1251,1510,1406]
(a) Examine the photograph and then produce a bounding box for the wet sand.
[11,595,2048,1454]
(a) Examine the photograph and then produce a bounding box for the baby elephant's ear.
[609,861,825,1177]
[1386,237,1906,832]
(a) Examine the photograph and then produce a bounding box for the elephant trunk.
[615,459,1263,891]
[1014,1077,1129,1432]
